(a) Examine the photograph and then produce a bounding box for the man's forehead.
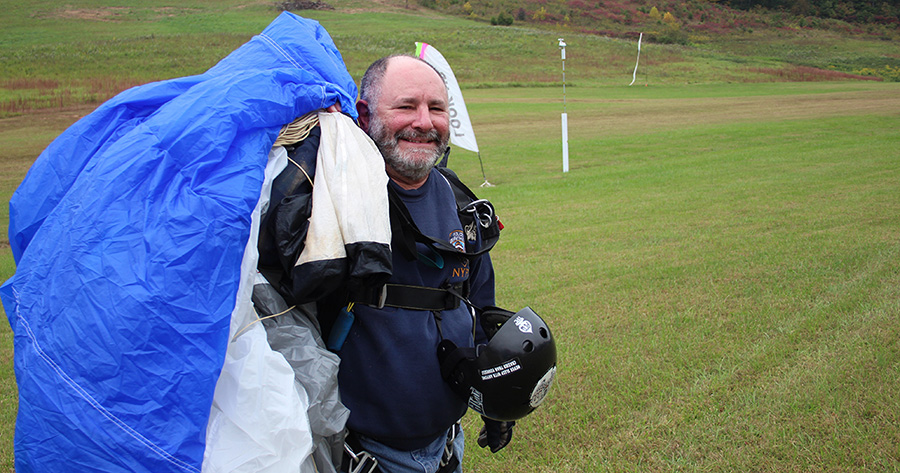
[382,57,447,97]
[385,55,441,78]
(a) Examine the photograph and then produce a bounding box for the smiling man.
[358,55,451,189]
[331,55,512,473]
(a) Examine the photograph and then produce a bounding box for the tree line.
[711,0,900,23]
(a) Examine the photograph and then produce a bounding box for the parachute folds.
[1,12,357,473]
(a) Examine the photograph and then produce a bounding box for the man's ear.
[356,100,371,133]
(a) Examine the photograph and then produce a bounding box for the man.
[334,55,512,472]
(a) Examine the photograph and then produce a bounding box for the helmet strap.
[436,338,478,399]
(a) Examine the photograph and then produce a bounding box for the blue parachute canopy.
[1,12,357,473]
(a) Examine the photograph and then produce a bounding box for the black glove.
[477,416,515,453]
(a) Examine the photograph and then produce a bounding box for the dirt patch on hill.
[336,0,444,15]
[41,7,131,22]
[34,6,203,22]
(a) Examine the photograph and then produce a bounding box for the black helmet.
[438,306,557,421]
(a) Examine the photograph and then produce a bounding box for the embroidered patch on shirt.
[450,229,465,252]
[464,222,477,242]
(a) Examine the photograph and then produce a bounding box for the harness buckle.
[461,199,494,229]
[344,442,379,473]
[441,425,456,467]
[371,285,387,310]
[438,423,461,473]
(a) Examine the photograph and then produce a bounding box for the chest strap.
[356,283,465,311]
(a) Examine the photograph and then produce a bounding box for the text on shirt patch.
[449,229,465,252]
[451,259,469,279]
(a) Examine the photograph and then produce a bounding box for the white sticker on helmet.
[529,365,557,408]
[480,359,521,380]
[468,387,484,414]
[514,315,533,334]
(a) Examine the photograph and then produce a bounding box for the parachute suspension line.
[287,155,314,188]
[273,112,319,147]
[477,152,494,188]
[231,305,297,342]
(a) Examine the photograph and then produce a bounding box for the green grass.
[444,84,900,471]
[2,1,900,471]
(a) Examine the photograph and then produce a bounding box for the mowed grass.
[2,1,900,471]
[446,82,900,472]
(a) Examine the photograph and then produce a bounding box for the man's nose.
[410,104,435,131]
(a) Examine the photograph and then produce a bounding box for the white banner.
[416,42,479,153]
[630,33,643,86]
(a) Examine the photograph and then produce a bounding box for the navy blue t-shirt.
[337,167,495,450]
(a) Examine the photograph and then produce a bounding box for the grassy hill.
[1,0,898,118]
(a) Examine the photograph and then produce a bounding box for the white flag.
[416,42,479,153]
[630,33,643,86]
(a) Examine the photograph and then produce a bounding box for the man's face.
[367,57,450,185]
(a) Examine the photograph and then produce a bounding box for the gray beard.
[369,115,448,183]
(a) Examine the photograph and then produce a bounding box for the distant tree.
[491,12,514,25]
[718,0,898,23]
[516,7,527,21]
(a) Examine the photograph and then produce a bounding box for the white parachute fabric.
[295,112,391,277]
[202,147,316,473]
[416,42,480,153]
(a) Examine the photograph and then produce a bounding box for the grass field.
[451,83,900,471]
[2,1,899,471]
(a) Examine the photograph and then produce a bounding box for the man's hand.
[477,417,515,453]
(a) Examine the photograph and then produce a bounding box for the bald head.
[359,55,448,114]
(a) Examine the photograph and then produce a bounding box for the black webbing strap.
[436,166,500,254]
[388,187,461,260]
[388,172,499,263]
[437,339,478,385]
[355,283,464,311]
[383,284,460,311]
[342,427,459,473]
[437,423,461,473]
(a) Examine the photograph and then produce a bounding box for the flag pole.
[478,152,493,187]
[559,38,569,173]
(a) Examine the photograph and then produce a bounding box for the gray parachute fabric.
[254,278,348,473]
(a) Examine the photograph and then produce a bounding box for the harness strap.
[388,171,499,263]
[437,166,501,252]
[342,432,381,473]
[437,423,461,473]
[437,339,479,383]
[385,284,460,311]
[342,426,460,473]
[355,283,465,311]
